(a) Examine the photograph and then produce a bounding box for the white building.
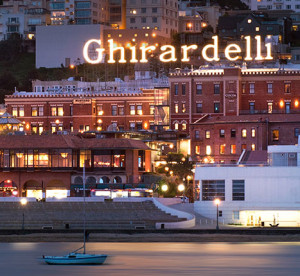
[194,138,300,227]
[242,0,300,11]
[36,24,108,68]
[126,0,179,38]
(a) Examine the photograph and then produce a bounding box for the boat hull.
[43,254,107,265]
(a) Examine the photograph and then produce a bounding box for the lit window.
[175,103,179,113]
[205,130,210,139]
[174,123,178,130]
[57,107,64,116]
[242,129,247,138]
[220,144,225,155]
[242,83,246,94]
[150,105,155,115]
[130,105,135,115]
[195,145,200,155]
[137,105,143,115]
[19,107,24,117]
[251,128,256,137]
[12,107,18,117]
[272,129,279,141]
[182,123,187,130]
[231,145,236,154]
[256,27,260,31]
[206,145,212,155]
[284,83,291,93]
[251,144,256,151]
[31,107,38,117]
[39,126,43,135]
[268,102,273,114]
[51,107,57,116]
[182,103,186,113]
[97,105,103,115]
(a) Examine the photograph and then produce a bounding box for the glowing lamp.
[214,198,220,205]
[20,198,28,206]
[12,190,18,196]
[178,184,185,192]
[70,64,75,69]
[16,153,24,158]
[55,119,60,124]
[161,184,168,192]
[169,144,174,149]
[165,166,169,172]
[60,152,68,158]
[143,122,148,129]
[295,100,299,108]
[98,119,103,124]
[25,123,30,130]
[152,33,156,38]
[279,100,284,108]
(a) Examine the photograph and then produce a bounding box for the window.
[174,123,178,130]
[242,83,246,94]
[202,180,225,201]
[219,144,225,154]
[97,105,103,115]
[141,8,146,13]
[137,105,143,115]
[19,107,24,117]
[195,130,200,140]
[182,103,186,113]
[232,180,245,201]
[130,105,135,115]
[251,144,256,151]
[137,122,142,130]
[231,129,236,138]
[141,17,146,23]
[196,84,202,95]
[130,122,135,130]
[39,106,43,117]
[31,107,38,117]
[205,130,210,139]
[241,144,247,150]
[206,145,212,155]
[242,129,247,138]
[152,17,157,23]
[214,84,220,94]
[268,102,273,114]
[267,83,273,94]
[130,18,135,23]
[195,145,200,155]
[38,126,43,135]
[150,105,155,115]
[219,129,225,138]
[182,84,186,95]
[174,84,178,95]
[249,102,255,114]
[196,103,202,113]
[251,128,256,138]
[182,123,187,130]
[57,107,63,116]
[152,7,157,13]
[117,106,124,116]
[250,83,255,94]
[111,105,117,116]
[272,129,279,141]
[12,107,18,117]
[175,103,179,113]
[284,83,291,93]
[231,145,236,154]
[214,102,220,113]
[233,211,240,220]
[285,102,291,114]
[295,128,300,138]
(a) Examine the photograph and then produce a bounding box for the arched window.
[74,176,83,185]
[113,176,122,184]
[100,176,110,184]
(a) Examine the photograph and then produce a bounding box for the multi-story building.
[109,0,126,29]
[49,0,109,25]
[126,0,179,38]
[0,134,151,198]
[0,0,51,40]
[194,138,300,226]
[5,82,170,134]
[242,0,300,11]
[169,66,300,163]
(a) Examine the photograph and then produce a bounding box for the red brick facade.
[169,67,300,163]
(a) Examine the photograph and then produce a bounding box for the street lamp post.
[214,198,220,230]
[20,198,28,230]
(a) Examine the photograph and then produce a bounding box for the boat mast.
[83,160,86,254]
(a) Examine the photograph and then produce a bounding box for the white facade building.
[194,139,300,227]
[242,0,300,11]
[36,24,108,68]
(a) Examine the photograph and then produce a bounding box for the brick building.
[169,66,300,163]
[5,86,170,134]
[0,135,151,198]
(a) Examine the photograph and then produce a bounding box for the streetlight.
[20,198,28,230]
[161,184,168,192]
[178,184,185,193]
[214,198,220,230]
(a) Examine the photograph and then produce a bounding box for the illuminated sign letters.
[83,35,273,64]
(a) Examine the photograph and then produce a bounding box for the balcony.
[6,21,20,26]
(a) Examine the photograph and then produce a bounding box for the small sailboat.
[42,163,108,265]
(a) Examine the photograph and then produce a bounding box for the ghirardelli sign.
[83,35,272,64]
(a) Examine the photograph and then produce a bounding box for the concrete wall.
[36,24,105,68]
[194,166,300,226]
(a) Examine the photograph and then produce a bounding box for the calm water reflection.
[1,242,300,275]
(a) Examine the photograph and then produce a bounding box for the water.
[1,242,300,275]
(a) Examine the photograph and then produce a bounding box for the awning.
[96,184,109,189]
